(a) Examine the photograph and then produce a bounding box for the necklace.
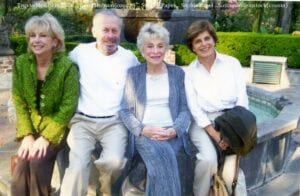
[149,75,161,81]
[147,73,167,82]
[147,63,167,75]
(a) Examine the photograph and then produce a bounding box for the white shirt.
[69,42,139,116]
[142,73,173,127]
[185,52,248,128]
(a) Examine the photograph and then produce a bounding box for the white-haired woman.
[119,23,191,196]
[11,13,79,196]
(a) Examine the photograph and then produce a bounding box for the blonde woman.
[11,13,79,196]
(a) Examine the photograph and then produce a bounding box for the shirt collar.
[190,50,223,69]
[215,51,228,65]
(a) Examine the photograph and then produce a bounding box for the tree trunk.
[280,1,293,33]
[252,2,264,33]
[257,5,264,32]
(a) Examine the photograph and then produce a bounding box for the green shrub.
[65,35,95,43]
[120,42,137,51]
[216,32,300,68]
[173,45,195,66]
[10,7,92,36]
[120,42,144,63]
[10,36,27,56]
[9,35,145,62]
[10,35,81,56]
[173,33,300,68]
[9,33,300,68]
[65,42,79,53]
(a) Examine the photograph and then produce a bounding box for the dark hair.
[185,20,218,52]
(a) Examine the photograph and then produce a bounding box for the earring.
[52,44,57,50]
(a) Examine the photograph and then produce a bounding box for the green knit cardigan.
[12,53,80,145]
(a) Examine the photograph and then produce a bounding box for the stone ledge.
[247,85,300,144]
[257,117,298,143]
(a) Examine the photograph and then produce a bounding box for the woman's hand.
[18,135,35,160]
[205,125,229,150]
[156,128,177,141]
[29,136,50,160]
[141,126,177,141]
[214,131,229,150]
[141,126,165,140]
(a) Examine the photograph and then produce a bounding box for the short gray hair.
[137,23,170,53]
[25,13,65,53]
[93,10,123,28]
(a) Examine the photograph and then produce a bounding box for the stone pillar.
[0,53,15,124]
[0,20,15,81]
[0,22,14,75]
[0,22,14,56]
[0,32,15,89]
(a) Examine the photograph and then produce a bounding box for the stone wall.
[0,55,14,74]
[113,9,211,44]
[0,55,14,90]
[286,69,300,85]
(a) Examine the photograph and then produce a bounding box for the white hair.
[136,23,170,53]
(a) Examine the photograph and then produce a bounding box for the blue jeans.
[134,136,181,196]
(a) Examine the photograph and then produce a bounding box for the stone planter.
[111,9,211,44]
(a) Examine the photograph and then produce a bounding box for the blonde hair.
[25,13,65,53]
[137,23,170,53]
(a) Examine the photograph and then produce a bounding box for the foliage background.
[3,1,300,35]
[2,0,300,68]
[10,33,300,68]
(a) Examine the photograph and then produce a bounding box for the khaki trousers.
[60,114,128,196]
[189,119,247,196]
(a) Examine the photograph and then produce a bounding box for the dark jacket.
[214,106,257,156]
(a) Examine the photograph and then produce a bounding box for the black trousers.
[11,142,64,196]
